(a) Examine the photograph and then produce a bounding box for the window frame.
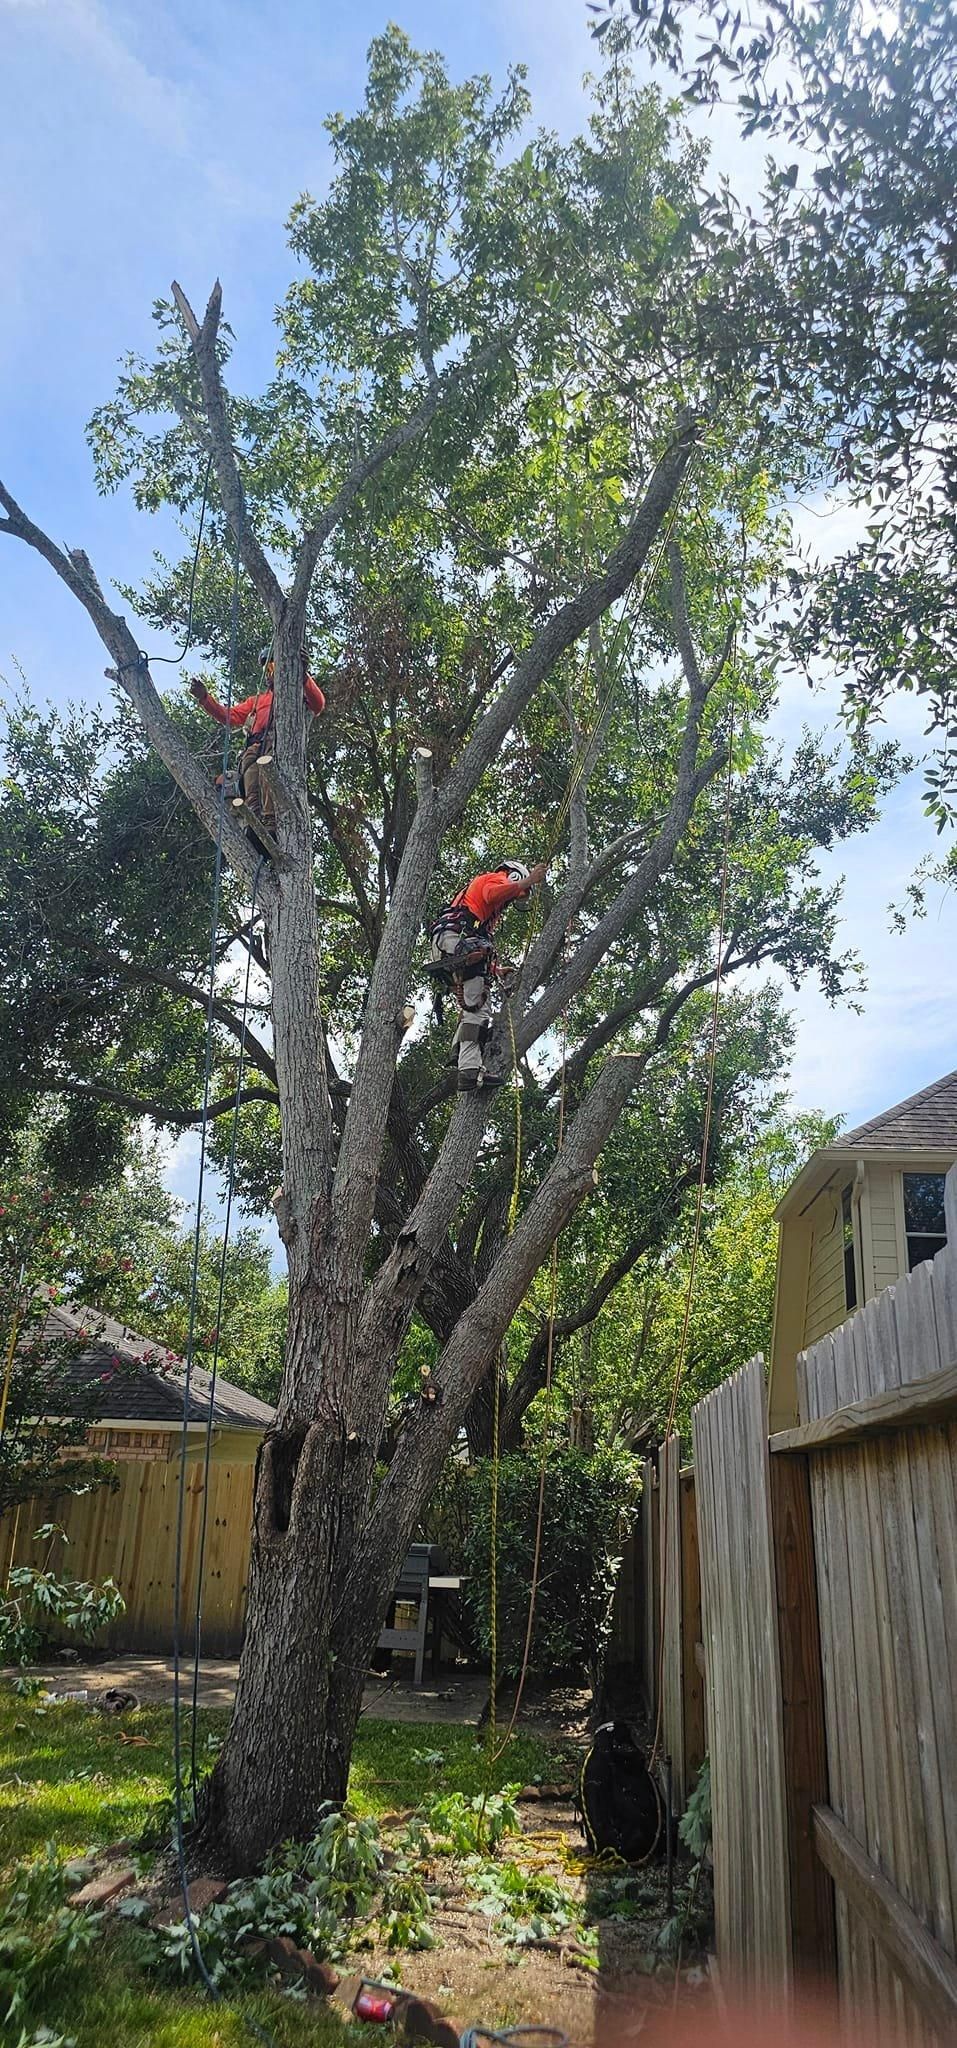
[901,1170,948,1275]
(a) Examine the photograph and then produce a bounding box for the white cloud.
[1,0,193,148]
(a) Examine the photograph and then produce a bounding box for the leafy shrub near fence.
[452,1448,639,1681]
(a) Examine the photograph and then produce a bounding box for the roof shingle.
[843,1069,957,1152]
[28,1303,275,1431]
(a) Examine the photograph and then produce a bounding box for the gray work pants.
[431,934,493,1076]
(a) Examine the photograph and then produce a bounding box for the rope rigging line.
[188,848,266,1799]
[167,495,279,2048]
[484,447,698,1769]
[649,684,737,1771]
[116,452,214,676]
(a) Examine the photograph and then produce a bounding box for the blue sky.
[1,0,954,1242]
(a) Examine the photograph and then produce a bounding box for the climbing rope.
[484,443,698,1768]
[116,453,214,677]
[188,848,266,1797]
[650,684,737,1770]
[164,494,279,2048]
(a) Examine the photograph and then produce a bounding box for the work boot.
[457,1070,506,1093]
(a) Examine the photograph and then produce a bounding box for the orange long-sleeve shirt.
[456,870,532,929]
[196,674,326,737]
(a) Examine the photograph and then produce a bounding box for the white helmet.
[499,860,529,883]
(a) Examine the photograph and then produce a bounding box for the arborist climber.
[189,648,326,834]
[428,860,547,1092]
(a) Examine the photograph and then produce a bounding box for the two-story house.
[769,1068,957,1431]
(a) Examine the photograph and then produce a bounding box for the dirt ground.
[351,1797,708,2044]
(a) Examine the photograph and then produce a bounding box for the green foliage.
[603,0,957,816]
[657,1756,714,1960]
[0,1844,101,2033]
[0,1541,124,1666]
[415,1786,520,1858]
[586,1110,839,1447]
[461,1448,639,1679]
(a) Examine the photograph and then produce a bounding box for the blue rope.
[188,849,266,1797]
[167,500,278,2048]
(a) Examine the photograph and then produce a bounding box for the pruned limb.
[257,756,294,822]
[170,281,285,621]
[0,479,269,893]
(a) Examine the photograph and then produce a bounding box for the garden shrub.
[461,1446,639,1681]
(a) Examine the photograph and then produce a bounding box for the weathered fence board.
[693,1356,791,1989]
[641,1458,658,1719]
[658,1435,684,1806]
[798,1229,957,2037]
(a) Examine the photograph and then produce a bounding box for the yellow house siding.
[867,1166,905,1295]
[804,1191,846,1347]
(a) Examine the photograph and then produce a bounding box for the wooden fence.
[0,1427,258,1653]
[637,1167,957,2035]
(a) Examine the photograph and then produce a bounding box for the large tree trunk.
[203,1391,397,1869]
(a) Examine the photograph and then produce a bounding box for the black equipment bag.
[578,1721,663,1863]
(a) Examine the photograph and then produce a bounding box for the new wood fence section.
[0,1428,257,1653]
[637,1166,957,2035]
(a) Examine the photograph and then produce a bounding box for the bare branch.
[37,1077,277,1127]
[170,280,285,620]
[0,480,270,893]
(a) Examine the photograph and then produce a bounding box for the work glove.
[188,677,207,703]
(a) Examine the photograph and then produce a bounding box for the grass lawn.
[0,1694,558,2047]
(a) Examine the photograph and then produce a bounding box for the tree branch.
[0,482,269,893]
[170,280,285,620]
[438,425,699,828]
[37,1077,278,1127]
[288,336,506,618]
[40,926,277,1085]
[348,1051,644,1613]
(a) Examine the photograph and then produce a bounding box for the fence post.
[769,1449,837,1986]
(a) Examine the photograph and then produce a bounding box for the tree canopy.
[0,26,900,1866]
[599,0,957,821]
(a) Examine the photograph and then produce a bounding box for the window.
[903,1172,948,1272]
[841,1184,857,1311]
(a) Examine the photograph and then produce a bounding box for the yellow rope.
[483,450,700,1776]
[0,1294,23,1441]
[650,687,737,1766]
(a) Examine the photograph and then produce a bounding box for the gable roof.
[843,1069,957,1152]
[29,1302,275,1431]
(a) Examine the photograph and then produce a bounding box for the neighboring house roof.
[775,1069,957,1221]
[28,1302,276,1431]
[843,1069,957,1151]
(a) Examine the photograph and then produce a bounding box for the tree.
[0,1174,119,1518]
[0,32,894,1868]
[599,0,957,818]
[578,1109,839,1448]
